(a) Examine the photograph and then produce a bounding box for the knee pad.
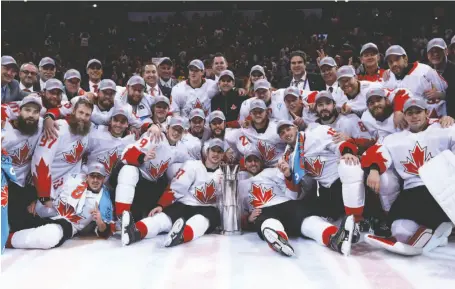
[115,165,140,204]
[379,170,401,212]
[391,219,419,243]
[338,161,364,184]
[338,161,365,211]
[15,224,64,249]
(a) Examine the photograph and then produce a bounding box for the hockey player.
[114,116,190,222]
[357,43,386,82]
[278,120,366,238]
[121,139,225,247]
[227,99,286,167]
[5,163,114,250]
[170,59,218,118]
[31,98,94,217]
[335,65,381,117]
[115,75,155,121]
[85,105,136,184]
[201,110,235,161]
[240,150,355,256]
[314,90,375,153]
[2,95,45,232]
[361,98,454,255]
[148,95,171,131]
[382,45,448,118]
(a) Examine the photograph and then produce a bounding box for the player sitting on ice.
[362,98,454,256]
[277,119,367,240]
[240,150,355,257]
[5,163,114,250]
[121,139,225,247]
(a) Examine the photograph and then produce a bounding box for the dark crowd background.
[2,1,454,87]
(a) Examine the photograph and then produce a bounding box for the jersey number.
[239,136,249,146]
[327,127,337,136]
[174,169,185,180]
[39,135,57,149]
[358,121,368,132]
[139,138,148,148]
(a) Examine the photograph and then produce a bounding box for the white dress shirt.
[159,78,173,88]
[146,84,162,96]
[290,72,310,91]
[20,82,34,92]
[89,81,101,93]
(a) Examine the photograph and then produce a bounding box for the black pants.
[163,202,221,234]
[7,182,42,232]
[253,200,317,238]
[305,178,345,220]
[388,185,450,230]
[109,162,169,221]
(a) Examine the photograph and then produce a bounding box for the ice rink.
[2,233,455,289]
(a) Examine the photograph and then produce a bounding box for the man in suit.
[19,62,38,92]
[278,50,325,91]
[81,59,103,93]
[210,53,244,89]
[157,57,178,99]
[33,57,56,92]
[1,56,29,103]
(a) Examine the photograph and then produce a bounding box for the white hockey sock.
[261,218,288,240]
[301,216,337,246]
[10,224,64,249]
[183,214,210,243]
[136,212,172,239]
[115,165,140,217]
[391,219,420,243]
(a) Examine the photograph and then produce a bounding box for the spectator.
[18,63,38,92]
[1,56,28,103]
[35,57,57,92]
[81,59,103,93]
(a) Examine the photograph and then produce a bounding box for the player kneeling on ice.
[5,163,114,250]
[361,98,454,256]
[240,150,355,257]
[121,139,225,247]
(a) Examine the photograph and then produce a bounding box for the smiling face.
[404,107,429,132]
[387,55,408,75]
[360,50,379,68]
[142,64,159,86]
[278,125,298,145]
[109,114,129,137]
[320,65,337,84]
[39,64,56,82]
[427,47,447,66]
[2,64,18,84]
[245,155,263,175]
[250,72,264,83]
[190,117,205,135]
[87,173,105,192]
[367,95,392,119]
[158,63,173,80]
[290,55,306,76]
[87,64,103,82]
[153,102,169,121]
[206,146,224,165]
[167,125,184,144]
[284,95,303,115]
[218,76,234,92]
[315,98,336,121]
[127,84,144,106]
[209,118,225,138]
[338,77,358,96]
[19,64,38,87]
[250,108,268,125]
[212,56,227,75]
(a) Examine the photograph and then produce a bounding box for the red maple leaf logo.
[56,200,84,224]
[193,99,208,116]
[149,158,171,180]
[304,156,325,177]
[97,149,119,175]
[1,185,8,207]
[257,141,277,162]
[10,142,31,167]
[1,105,8,122]
[400,142,433,175]
[249,184,275,208]
[70,183,87,199]
[62,141,85,164]
[32,158,52,196]
[194,180,217,204]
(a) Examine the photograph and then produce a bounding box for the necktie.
[293,79,302,87]
[1,86,6,102]
[329,87,333,93]
[93,85,99,93]
[150,88,155,96]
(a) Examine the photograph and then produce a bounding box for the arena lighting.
[434,17,438,20]
[93,4,97,8]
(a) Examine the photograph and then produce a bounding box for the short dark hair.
[73,97,94,112]
[289,50,307,64]
[141,62,157,77]
[212,52,227,64]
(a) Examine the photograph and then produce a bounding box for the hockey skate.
[328,215,355,256]
[121,211,142,246]
[262,227,295,257]
[352,222,361,244]
[359,217,392,238]
[164,218,186,248]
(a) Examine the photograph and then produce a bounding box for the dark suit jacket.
[158,78,179,99]
[278,73,325,91]
[208,75,244,89]
[32,76,44,93]
[443,61,455,118]
[2,79,29,103]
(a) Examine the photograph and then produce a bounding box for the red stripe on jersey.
[360,144,387,174]
[306,91,318,104]
[285,177,300,192]
[392,89,410,112]
[121,146,143,166]
[407,62,419,76]
[157,190,176,208]
[339,141,358,155]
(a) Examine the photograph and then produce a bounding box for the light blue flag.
[1,150,16,254]
[292,133,306,185]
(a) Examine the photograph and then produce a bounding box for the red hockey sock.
[115,202,131,218]
[135,221,148,239]
[183,225,194,243]
[344,206,364,223]
[322,226,338,246]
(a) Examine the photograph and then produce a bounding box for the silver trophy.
[219,164,242,235]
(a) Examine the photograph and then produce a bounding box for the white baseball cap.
[39,57,55,67]
[336,65,356,81]
[427,38,447,51]
[360,43,379,55]
[319,57,337,67]
[385,45,407,60]
[64,69,81,80]
[20,94,43,109]
[403,98,427,112]
[44,78,64,91]
[87,162,107,176]
[189,108,205,120]
[209,110,226,122]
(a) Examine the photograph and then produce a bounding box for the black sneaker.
[164,218,186,248]
[121,211,142,246]
[328,215,355,256]
[262,227,295,257]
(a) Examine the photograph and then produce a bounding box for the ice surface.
[2,233,455,289]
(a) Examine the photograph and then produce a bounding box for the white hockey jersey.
[115,87,155,121]
[1,119,43,187]
[85,125,136,179]
[47,174,113,236]
[225,121,286,167]
[382,62,448,118]
[361,122,455,190]
[286,125,358,188]
[31,120,91,199]
[170,79,218,118]
[1,100,72,121]
[333,81,381,117]
[238,168,301,212]
[361,111,398,144]
[121,132,190,182]
[157,160,223,208]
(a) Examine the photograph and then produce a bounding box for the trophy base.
[221,231,242,236]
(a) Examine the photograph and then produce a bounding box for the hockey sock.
[300,216,337,246]
[137,213,173,239]
[115,202,131,218]
[184,214,210,243]
[9,224,64,249]
[261,218,288,242]
[115,165,139,217]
